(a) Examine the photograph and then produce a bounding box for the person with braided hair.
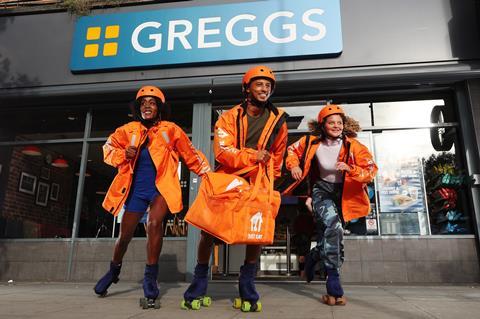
[94,86,210,309]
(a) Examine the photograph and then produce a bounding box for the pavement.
[0,281,479,319]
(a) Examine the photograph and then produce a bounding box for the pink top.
[315,138,343,183]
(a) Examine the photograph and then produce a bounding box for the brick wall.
[1,147,75,238]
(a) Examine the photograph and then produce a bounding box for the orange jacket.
[283,135,377,222]
[213,102,288,179]
[102,121,210,216]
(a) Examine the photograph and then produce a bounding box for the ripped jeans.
[310,179,345,270]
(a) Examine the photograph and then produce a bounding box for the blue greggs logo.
[70,0,342,72]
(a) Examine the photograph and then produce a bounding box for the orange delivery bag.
[185,163,280,245]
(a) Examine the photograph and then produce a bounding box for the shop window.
[77,143,119,238]
[338,103,372,128]
[0,108,87,142]
[374,128,470,235]
[0,144,82,238]
[90,101,193,138]
[372,99,446,127]
[79,141,191,238]
[280,98,470,237]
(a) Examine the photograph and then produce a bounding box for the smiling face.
[324,114,344,138]
[247,78,272,103]
[140,96,159,120]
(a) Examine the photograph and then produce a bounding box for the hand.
[335,161,351,172]
[256,150,271,164]
[125,146,137,160]
[305,197,313,214]
[291,166,303,181]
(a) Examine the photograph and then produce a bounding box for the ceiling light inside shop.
[51,156,69,168]
[21,145,42,156]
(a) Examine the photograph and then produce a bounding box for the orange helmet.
[242,65,276,92]
[136,85,165,104]
[317,104,345,123]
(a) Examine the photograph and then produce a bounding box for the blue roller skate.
[93,261,121,297]
[180,263,212,310]
[139,264,161,309]
[321,267,346,306]
[233,263,262,312]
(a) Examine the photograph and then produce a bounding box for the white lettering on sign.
[302,9,326,41]
[226,14,258,46]
[264,11,296,44]
[168,20,193,51]
[132,22,162,53]
[130,9,327,53]
[198,17,222,48]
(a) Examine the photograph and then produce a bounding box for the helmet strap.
[246,94,268,108]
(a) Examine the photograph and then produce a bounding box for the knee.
[148,218,163,231]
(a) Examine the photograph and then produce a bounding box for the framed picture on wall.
[36,182,49,207]
[50,183,60,201]
[19,172,37,195]
[40,167,50,180]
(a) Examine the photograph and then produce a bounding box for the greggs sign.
[70,0,342,72]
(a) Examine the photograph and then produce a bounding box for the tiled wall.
[342,237,479,283]
[0,238,187,282]
[0,237,478,283]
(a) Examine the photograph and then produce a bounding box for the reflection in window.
[283,103,372,130]
[91,102,194,138]
[0,144,81,238]
[375,130,432,235]
[0,108,87,142]
[374,128,471,235]
[78,142,191,238]
[373,100,446,127]
[281,98,469,237]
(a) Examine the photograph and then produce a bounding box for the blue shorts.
[125,188,160,214]
[124,146,160,223]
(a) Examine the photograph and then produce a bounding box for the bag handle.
[248,163,263,201]
[247,158,275,203]
[231,165,257,176]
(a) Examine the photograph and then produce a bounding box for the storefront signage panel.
[70,0,342,72]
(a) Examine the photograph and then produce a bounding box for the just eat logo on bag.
[248,212,263,239]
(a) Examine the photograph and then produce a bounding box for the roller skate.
[233,263,262,312]
[93,261,121,297]
[321,267,346,306]
[139,264,161,309]
[180,263,212,310]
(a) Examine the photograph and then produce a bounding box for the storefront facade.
[1,0,479,283]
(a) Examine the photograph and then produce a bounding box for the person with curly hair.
[283,105,377,306]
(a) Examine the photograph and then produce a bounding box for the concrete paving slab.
[0,282,478,319]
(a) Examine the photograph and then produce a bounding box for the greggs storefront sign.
[70,0,342,72]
